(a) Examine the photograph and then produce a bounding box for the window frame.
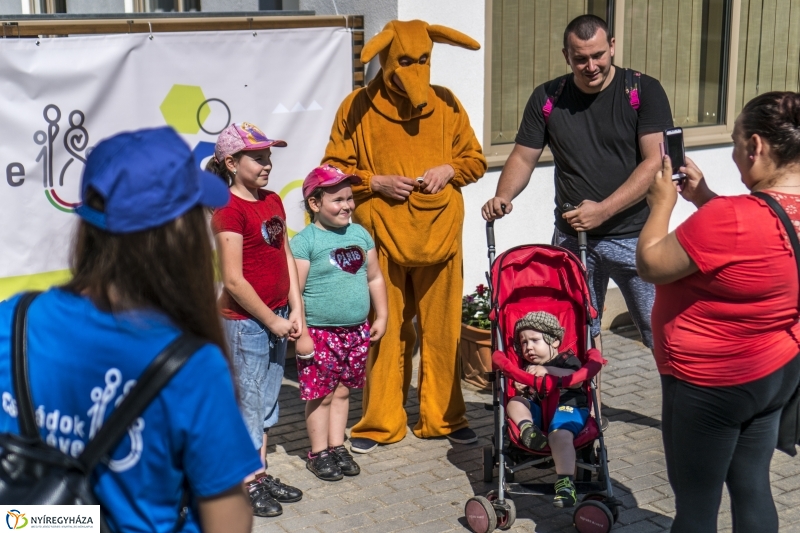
[483,0,743,168]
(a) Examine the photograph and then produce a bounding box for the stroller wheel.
[582,493,619,523]
[465,495,497,533]
[573,499,614,533]
[483,445,494,483]
[486,491,516,530]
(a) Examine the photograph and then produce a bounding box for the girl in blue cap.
[208,122,304,517]
[0,126,259,532]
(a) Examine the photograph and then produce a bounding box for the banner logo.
[5,510,27,529]
[36,104,89,213]
[159,84,231,172]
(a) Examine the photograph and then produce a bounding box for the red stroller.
[464,221,619,533]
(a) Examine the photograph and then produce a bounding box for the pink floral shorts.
[297,322,370,400]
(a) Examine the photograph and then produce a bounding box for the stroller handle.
[486,203,505,266]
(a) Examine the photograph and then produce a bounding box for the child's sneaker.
[553,476,577,508]
[329,445,361,476]
[519,421,548,450]
[246,479,282,517]
[306,450,343,481]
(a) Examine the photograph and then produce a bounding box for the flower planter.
[460,323,493,390]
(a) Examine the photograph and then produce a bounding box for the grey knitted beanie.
[514,311,564,347]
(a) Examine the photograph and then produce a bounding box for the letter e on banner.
[6,163,24,186]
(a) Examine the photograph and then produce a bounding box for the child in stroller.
[464,241,618,533]
[507,311,589,508]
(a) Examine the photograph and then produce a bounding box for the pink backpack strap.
[542,77,568,125]
[625,69,642,111]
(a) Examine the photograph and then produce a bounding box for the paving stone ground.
[254,327,800,533]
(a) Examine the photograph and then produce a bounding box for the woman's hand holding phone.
[677,156,717,208]
[646,156,680,211]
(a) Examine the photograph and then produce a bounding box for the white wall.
[66,0,126,13]
[0,0,22,14]
[202,0,259,11]
[300,0,396,46]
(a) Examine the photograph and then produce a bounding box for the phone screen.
[664,128,685,176]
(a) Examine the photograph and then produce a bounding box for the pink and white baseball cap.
[302,164,362,199]
[214,122,287,162]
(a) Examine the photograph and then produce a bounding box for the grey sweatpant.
[553,228,654,349]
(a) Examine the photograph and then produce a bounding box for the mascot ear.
[361,28,395,63]
[426,24,480,50]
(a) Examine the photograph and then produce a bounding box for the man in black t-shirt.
[482,15,673,350]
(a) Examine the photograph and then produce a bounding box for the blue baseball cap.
[75,127,229,233]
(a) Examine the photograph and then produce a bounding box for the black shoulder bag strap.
[752,192,800,283]
[11,291,43,438]
[11,291,204,519]
[752,192,800,456]
[79,333,205,470]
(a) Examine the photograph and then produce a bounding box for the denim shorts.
[223,306,288,450]
[529,401,589,436]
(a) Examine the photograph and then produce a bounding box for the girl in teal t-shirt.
[290,165,388,482]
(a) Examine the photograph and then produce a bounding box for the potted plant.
[461,284,493,390]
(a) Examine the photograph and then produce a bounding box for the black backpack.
[542,67,642,124]
[0,292,204,531]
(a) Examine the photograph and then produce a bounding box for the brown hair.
[303,186,326,222]
[205,153,243,187]
[740,92,800,167]
[63,190,230,366]
[563,14,610,50]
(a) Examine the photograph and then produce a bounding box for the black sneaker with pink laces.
[307,449,343,481]
[329,445,361,476]
[257,473,303,503]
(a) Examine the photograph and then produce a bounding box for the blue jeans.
[552,228,654,348]
[223,306,288,450]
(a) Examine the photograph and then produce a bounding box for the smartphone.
[663,127,686,180]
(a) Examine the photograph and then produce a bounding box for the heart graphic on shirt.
[261,216,285,249]
[330,246,365,274]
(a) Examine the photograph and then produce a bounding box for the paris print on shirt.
[261,216,285,249]
[330,246,365,274]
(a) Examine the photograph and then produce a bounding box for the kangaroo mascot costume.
[323,19,487,449]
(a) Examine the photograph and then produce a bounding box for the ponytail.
[303,187,325,223]
[205,153,242,187]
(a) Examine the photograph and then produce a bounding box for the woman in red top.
[636,92,800,533]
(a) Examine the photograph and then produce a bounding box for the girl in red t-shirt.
[207,122,304,518]
[636,92,800,533]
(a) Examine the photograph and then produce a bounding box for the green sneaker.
[519,422,548,450]
[553,477,577,508]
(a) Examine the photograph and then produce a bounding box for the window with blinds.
[490,0,609,146]
[734,0,800,112]
[621,0,730,128]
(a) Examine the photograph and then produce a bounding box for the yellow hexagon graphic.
[159,84,210,134]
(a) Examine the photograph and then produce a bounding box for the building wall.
[376,1,743,292]
[202,0,259,11]
[0,0,21,14]
[66,0,126,13]
[300,0,395,45]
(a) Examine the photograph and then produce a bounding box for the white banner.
[0,27,353,297]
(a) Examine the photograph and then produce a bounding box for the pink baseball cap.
[302,165,362,198]
[214,122,287,162]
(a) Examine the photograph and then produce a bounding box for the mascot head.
[361,20,480,111]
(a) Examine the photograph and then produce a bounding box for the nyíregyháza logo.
[5,510,27,530]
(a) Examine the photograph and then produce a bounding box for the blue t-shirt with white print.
[0,289,261,533]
